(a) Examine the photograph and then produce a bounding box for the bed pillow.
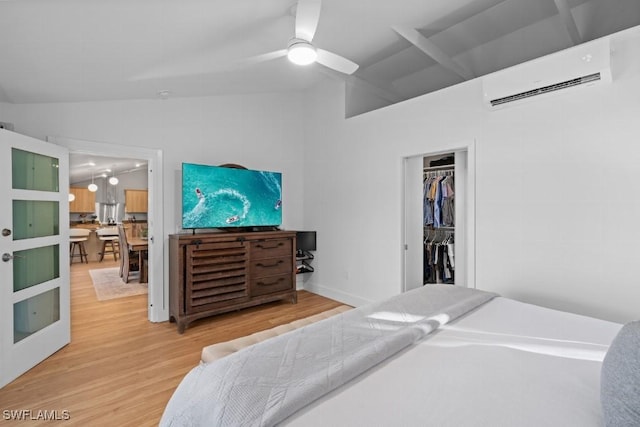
[601,320,640,427]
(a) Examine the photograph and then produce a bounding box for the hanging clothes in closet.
[423,170,455,228]
[423,229,455,284]
[423,168,455,284]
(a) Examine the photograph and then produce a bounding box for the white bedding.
[161,286,622,427]
[161,285,496,426]
[281,296,622,427]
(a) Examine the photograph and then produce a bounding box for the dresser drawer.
[250,273,292,297]
[250,257,292,277]
[251,238,292,260]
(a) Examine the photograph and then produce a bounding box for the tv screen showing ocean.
[182,163,282,229]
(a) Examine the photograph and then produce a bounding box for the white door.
[402,155,424,292]
[0,129,70,388]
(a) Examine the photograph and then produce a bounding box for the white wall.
[302,27,640,323]
[0,102,15,126]
[8,92,308,235]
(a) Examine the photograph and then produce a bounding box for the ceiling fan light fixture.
[287,39,317,66]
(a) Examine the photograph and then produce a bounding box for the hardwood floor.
[0,260,344,426]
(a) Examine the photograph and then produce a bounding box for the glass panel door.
[13,200,60,240]
[0,130,70,388]
[11,148,60,192]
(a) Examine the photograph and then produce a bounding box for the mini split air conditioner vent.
[489,72,602,107]
[482,38,612,109]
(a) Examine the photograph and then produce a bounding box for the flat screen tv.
[182,163,282,230]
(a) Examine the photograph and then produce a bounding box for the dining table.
[127,237,149,283]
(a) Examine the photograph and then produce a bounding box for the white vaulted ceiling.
[0,0,638,113]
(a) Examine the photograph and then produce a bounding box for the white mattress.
[281,297,622,427]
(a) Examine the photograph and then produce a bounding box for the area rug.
[89,267,148,301]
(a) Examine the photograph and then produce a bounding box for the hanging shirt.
[423,178,434,226]
[433,177,443,228]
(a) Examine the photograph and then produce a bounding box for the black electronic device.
[296,231,316,257]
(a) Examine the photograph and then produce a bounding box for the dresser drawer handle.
[257,277,286,287]
[256,242,284,250]
[256,260,284,268]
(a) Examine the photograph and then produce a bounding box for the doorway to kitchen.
[48,136,165,322]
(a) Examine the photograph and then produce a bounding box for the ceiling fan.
[132,0,358,82]
[244,0,359,75]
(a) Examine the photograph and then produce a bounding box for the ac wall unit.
[482,38,612,109]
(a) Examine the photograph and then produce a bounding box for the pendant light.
[108,169,119,186]
[88,172,98,192]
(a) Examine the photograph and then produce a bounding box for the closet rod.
[423,164,454,171]
[424,170,454,178]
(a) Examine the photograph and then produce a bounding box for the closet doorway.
[402,141,475,293]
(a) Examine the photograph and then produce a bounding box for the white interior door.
[403,155,424,292]
[0,129,70,388]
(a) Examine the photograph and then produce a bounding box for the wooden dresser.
[169,230,297,333]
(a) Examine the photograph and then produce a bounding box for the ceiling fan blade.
[295,0,322,41]
[130,49,287,81]
[198,49,288,74]
[235,49,288,69]
[316,49,359,75]
[130,14,292,81]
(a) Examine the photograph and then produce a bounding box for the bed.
[160,285,638,427]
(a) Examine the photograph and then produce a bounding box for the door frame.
[401,139,476,292]
[48,136,166,322]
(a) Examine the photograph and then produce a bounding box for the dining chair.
[69,228,91,264]
[96,227,119,262]
[117,225,140,283]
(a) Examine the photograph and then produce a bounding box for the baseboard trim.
[302,283,373,307]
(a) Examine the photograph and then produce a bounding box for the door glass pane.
[13,245,60,292]
[14,287,60,343]
[13,200,60,240]
[12,148,60,192]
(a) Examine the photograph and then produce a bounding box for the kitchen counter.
[69,224,105,262]
[69,222,147,262]
[70,222,100,230]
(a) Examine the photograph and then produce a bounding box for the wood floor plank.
[0,260,344,426]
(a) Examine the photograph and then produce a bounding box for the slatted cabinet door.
[185,240,249,313]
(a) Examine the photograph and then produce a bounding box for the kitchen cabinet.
[125,189,148,213]
[69,187,96,213]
